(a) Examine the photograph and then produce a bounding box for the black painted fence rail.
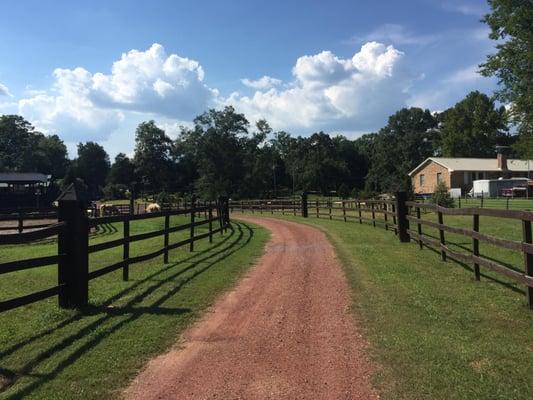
[0,187,230,313]
[231,192,533,310]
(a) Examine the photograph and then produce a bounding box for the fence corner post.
[57,183,89,309]
[395,191,410,243]
[301,192,308,218]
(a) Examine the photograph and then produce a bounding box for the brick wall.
[411,161,450,194]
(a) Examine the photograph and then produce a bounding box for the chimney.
[497,152,508,171]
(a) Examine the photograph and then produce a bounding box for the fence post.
[190,196,196,252]
[208,202,213,243]
[481,191,484,208]
[371,203,376,227]
[415,206,423,249]
[301,192,308,218]
[57,184,89,308]
[316,200,319,218]
[438,210,447,261]
[473,213,480,281]
[358,200,362,224]
[163,213,170,263]
[17,211,23,233]
[342,200,347,222]
[395,192,410,243]
[522,220,533,309]
[329,200,332,220]
[506,197,510,210]
[129,190,135,215]
[123,216,130,281]
[383,202,388,230]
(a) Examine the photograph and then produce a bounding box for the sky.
[0,0,498,158]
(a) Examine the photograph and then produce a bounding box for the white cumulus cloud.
[241,76,282,89]
[0,83,12,97]
[228,42,412,132]
[18,43,217,141]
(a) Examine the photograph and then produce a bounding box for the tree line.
[0,90,520,200]
[0,0,530,200]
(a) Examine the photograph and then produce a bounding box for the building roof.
[0,172,51,183]
[408,157,533,176]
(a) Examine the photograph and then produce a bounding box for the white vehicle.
[471,178,528,198]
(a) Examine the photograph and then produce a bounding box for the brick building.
[409,154,533,195]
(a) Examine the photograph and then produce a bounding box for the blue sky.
[0,0,497,157]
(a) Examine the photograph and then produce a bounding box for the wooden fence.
[0,185,230,313]
[406,201,533,309]
[0,210,58,233]
[230,192,533,309]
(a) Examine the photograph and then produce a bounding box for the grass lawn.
[0,216,268,399]
[239,212,533,400]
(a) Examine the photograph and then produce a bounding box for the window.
[420,174,425,186]
[437,172,443,183]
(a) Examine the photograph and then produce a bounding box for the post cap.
[56,182,89,203]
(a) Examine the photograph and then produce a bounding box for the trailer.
[471,178,529,198]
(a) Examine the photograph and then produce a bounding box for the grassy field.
[0,216,268,399]
[237,212,533,400]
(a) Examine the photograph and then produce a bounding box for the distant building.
[0,172,52,211]
[408,154,533,196]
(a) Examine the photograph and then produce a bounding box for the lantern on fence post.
[56,183,89,309]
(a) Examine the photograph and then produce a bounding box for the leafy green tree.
[0,115,69,177]
[133,121,174,194]
[440,91,508,157]
[177,106,249,199]
[75,142,110,198]
[0,115,35,171]
[31,134,69,178]
[107,153,136,186]
[364,108,438,193]
[480,0,533,135]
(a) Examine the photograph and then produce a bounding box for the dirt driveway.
[125,217,377,399]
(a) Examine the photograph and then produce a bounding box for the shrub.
[431,181,454,208]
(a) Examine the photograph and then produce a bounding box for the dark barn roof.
[0,172,51,184]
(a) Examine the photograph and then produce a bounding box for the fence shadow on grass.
[0,220,255,399]
[418,233,525,296]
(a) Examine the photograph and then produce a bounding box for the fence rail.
[0,187,230,313]
[231,193,533,310]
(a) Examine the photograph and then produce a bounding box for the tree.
[176,106,249,199]
[0,115,34,171]
[133,121,174,194]
[440,91,508,157]
[0,115,69,177]
[364,108,438,193]
[31,134,69,178]
[107,153,136,186]
[75,142,110,198]
[480,0,533,135]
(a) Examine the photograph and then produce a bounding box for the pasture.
[232,211,533,400]
[0,216,268,399]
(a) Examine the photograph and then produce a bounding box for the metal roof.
[0,172,51,183]
[408,157,533,176]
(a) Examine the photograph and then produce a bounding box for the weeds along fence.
[231,192,533,309]
[0,186,230,313]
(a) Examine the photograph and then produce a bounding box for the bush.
[431,181,454,208]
